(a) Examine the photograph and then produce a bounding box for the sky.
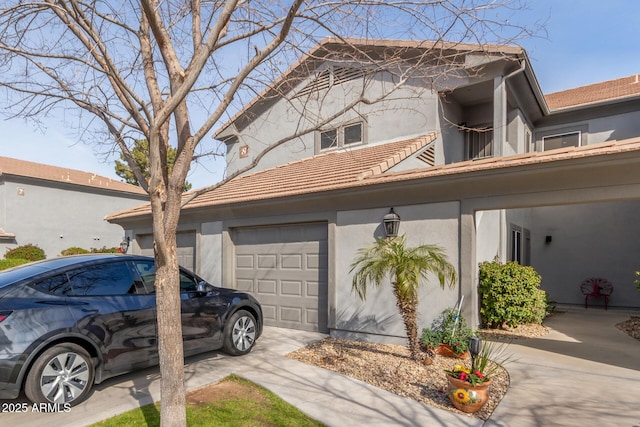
[1,0,639,190]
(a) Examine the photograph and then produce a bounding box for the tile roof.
[0,156,147,195]
[107,135,640,221]
[363,138,640,185]
[106,133,438,220]
[545,74,640,110]
[0,227,16,239]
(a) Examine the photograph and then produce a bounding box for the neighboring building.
[107,39,640,343]
[0,156,148,258]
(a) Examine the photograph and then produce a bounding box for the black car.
[0,254,262,406]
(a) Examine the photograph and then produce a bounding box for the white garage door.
[233,223,328,332]
[137,232,196,271]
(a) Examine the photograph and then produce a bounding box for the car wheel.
[223,310,257,356]
[25,343,94,406]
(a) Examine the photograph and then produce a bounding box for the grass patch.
[91,374,325,427]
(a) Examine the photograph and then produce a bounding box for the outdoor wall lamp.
[545,235,552,244]
[383,208,401,238]
[469,337,482,368]
[119,236,130,254]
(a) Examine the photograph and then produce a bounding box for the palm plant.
[350,235,457,361]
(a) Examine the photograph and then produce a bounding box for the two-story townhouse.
[1,156,148,258]
[107,39,640,343]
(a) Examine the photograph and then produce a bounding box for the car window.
[32,274,73,296]
[179,272,197,292]
[66,262,137,296]
[132,260,156,293]
[131,260,198,293]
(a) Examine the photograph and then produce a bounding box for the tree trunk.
[392,284,422,361]
[155,247,186,427]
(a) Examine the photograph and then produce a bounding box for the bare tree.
[0,1,540,425]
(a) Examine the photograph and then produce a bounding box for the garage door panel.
[236,279,254,292]
[280,306,302,323]
[281,254,303,269]
[236,255,254,269]
[257,254,277,268]
[257,280,277,294]
[261,305,277,322]
[234,223,328,332]
[281,280,302,296]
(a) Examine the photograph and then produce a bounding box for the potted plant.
[420,308,474,358]
[443,338,511,413]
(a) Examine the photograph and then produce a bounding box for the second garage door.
[233,223,328,332]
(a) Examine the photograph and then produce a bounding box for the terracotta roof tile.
[545,74,640,110]
[107,133,438,219]
[107,136,640,221]
[364,138,640,184]
[0,156,147,196]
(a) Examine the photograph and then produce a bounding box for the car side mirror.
[197,281,207,293]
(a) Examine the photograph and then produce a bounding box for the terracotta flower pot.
[434,344,469,359]
[445,374,492,413]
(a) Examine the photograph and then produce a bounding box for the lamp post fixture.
[119,236,130,254]
[469,336,482,369]
[383,208,401,238]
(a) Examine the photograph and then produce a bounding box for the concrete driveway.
[2,306,640,427]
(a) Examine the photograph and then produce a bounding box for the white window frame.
[317,120,365,152]
[541,131,582,151]
[509,224,530,266]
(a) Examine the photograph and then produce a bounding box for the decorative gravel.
[287,337,514,420]
[616,316,640,341]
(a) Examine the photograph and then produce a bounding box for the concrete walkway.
[2,306,639,426]
[486,306,640,427]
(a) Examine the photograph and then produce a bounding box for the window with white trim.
[542,131,581,151]
[509,224,530,266]
[318,122,364,151]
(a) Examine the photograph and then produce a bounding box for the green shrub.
[5,244,46,261]
[0,258,31,270]
[90,246,120,253]
[478,261,547,328]
[420,308,475,354]
[61,247,90,256]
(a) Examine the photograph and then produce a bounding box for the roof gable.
[215,38,524,139]
[0,156,147,196]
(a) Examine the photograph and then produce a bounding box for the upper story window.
[467,126,493,159]
[542,131,581,151]
[319,122,364,151]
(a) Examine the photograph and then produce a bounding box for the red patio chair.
[580,277,613,310]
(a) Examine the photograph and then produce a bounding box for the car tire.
[222,310,258,356]
[24,343,94,406]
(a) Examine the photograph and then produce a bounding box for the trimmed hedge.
[478,261,547,328]
[4,244,46,261]
[61,247,90,256]
[0,258,31,271]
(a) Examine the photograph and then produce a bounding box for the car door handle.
[81,309,99,314]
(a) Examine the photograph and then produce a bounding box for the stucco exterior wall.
[476,210,503,263]
[528,201,640,308]
[225,70,440,176]
[334,202,461,344]
[0,178,146,258]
